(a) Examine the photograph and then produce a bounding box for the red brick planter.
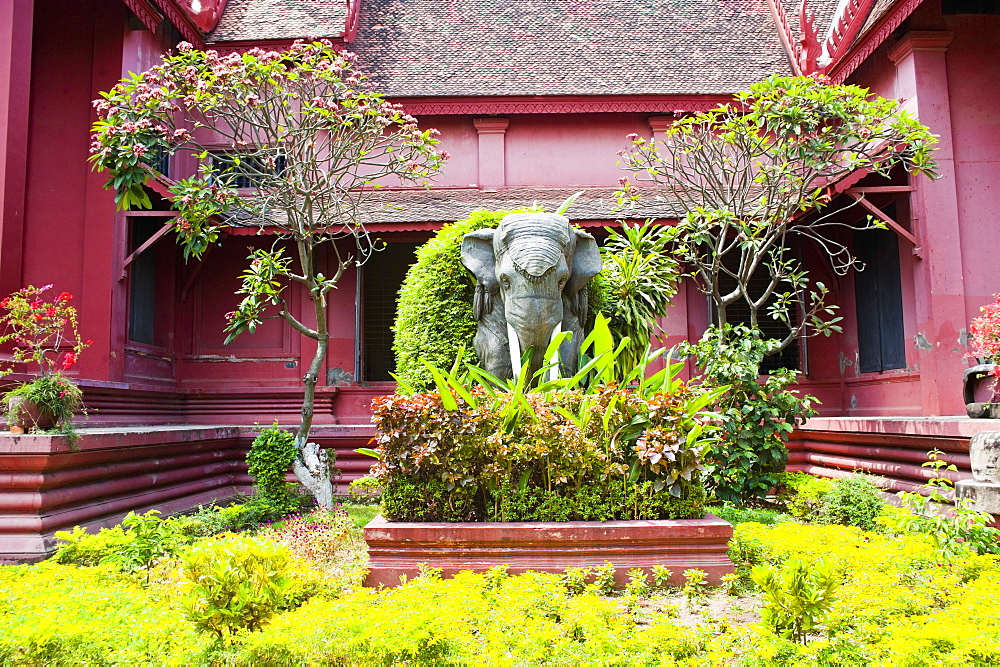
[364,514,735,589]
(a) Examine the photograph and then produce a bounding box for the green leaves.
[246,423,298,509]
[680,324,817,504]
[224,248,293,344]
[617,74,939,353]
[594,221,680,370]
[179,534,296,639]
[753,557,840,644]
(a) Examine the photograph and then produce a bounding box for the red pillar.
[889,32,967,416]
[80,2,126,382]
[0,2,33,299]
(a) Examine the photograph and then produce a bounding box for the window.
[716,263,801,374]
[853,227,906,373]
[361,243,419,381]
[127,218,163,345]
[209,152,286,189]
[146,147,170,178]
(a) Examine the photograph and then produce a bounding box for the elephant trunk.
[506,296,563,383]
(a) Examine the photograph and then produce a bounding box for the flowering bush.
[0,285,90,376]
[967,294,1000,398]
[370,383,717,522]
[969,294,1000,362]
[0,285,91,431]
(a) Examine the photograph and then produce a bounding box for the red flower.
[86,339,94,346]
[56,292,72,302]
[61,352,77,370]
[45,307,56,316]
[32,314,43,321]
[29,299,42,309]
[0,298,8,308]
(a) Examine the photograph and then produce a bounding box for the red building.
[1,0,998,559]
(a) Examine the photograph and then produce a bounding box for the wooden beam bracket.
[845,190,921,258]
[119,213,177,281]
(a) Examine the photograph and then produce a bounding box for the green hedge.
[391,209,511,392]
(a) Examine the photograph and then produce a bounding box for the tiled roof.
[365,187,682,223]
[860,0,896,36]
[208,0,347,42]
[222,187,684,233]
[209,0,794,96]
[349,0,793,97]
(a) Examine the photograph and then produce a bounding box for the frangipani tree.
[91,40,446,506]
[618,74,937,352]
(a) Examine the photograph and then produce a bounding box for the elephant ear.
[461,229,498,321]
[565,230,603,322]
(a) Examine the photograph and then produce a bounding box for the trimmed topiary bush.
[392,209,515,392]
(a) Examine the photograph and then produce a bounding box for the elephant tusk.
[548,325,561,381]
[508,322,522,380]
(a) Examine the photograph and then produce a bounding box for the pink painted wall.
[421,115,479,188]
[505,114,648,187]
[943,15,1000,322]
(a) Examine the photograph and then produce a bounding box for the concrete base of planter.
[956,479,1000,514]
[363,514,734,589]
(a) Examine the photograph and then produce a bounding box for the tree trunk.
[292,292,335,508]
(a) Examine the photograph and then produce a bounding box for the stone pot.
[6,395,57,433]
[964,363,1000,418]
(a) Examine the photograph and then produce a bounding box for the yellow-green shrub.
[178,534,297,639]
[722,521,1000,664]
[231,569,697,665]
[0,562,207,664]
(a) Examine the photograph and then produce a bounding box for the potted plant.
[0,285,91,433]
[965,294,1000,418]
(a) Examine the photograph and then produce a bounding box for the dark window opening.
[943,0,1000,13]
[146,148,170,178]
[127,218,164,345]
[362,243,419,381]
[210,152,287,189]
[716,261,801,374]
[853,226,906,373]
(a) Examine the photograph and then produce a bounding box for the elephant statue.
[461,212,603,382]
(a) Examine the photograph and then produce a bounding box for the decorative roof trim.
[798,2,824,74]
[122,0,163,32]
[829,0,923,83]
[394,95,732,116]
[152,0,206,46]
[823,0,876,65]
[344,0,361,42]
[766,0,804,75]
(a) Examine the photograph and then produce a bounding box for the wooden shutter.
[853,227,906,373]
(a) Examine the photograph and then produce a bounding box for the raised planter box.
[364,514,734,588]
